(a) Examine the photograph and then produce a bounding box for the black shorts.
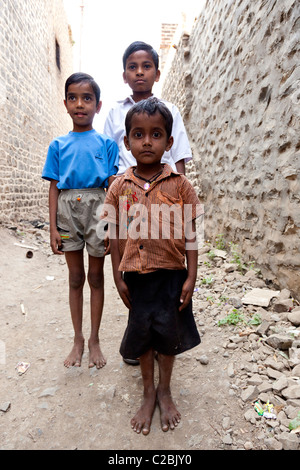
[120,269,201,359]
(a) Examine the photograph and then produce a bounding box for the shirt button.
[139,245,143,250]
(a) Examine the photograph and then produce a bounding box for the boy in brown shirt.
[102,97,203,435]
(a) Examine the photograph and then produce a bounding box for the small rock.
[228,297,243,308]
[272,376,288,393]
[0,402,11,412]
[256,320,270,336]
[281,385,300,400]
[244,270,258,279]
[292,364,300,377]
[197,355,209,365]
[227,363,235,378]
[247,374,263,386]
[265,334,293,350]
[244,408,259,424]
[224,263,235,273]
[241,385,258,402]
[223,434,232,445]
[242,288,280,307]
[264,437,283,450]
[38,386,59,398]
[214,249,227,259]
[289,347,300,367]
[273,299,294,313]
[277,289,291,300]
[288,309,300,326]
[257,381,273,394]
[222,416,231,430]
[244,441,253,450]
[277,432,300,450]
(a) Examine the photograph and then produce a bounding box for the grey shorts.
[57,188,106,257]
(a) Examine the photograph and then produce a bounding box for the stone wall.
[162,0,300,299]
[0,0,73,223]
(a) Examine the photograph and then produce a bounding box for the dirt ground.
[0,224,267,453]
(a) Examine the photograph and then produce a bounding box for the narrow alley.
[0,223,299,451]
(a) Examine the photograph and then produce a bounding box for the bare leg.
[157,353,181,431]
[131,349,156,435]
[64,250,85,367]
[87,254,106,369]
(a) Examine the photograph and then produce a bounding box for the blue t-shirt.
[42,129,119,189]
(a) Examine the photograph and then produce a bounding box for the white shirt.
[103,96,193,174]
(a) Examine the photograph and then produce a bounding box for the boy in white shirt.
[104,41,192,176]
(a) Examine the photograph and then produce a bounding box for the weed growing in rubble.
[249,313,262,326]
[229,242,247,272]
[201,275,214,285]
[218,308,246,326]
[215,233,226,250]
[218,309,262,327]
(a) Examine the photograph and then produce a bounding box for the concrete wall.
[162,0,300,299]
[0,0,73,223]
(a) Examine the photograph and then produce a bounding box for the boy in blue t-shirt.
[42,73,119,369]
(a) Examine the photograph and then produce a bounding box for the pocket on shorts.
[56,224,71,240]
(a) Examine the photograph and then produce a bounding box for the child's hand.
[104,234,110,256]
[179,278,194,311]
[116,278,132,310]
[50,230,64,255]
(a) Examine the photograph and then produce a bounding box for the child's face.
[123,50,160,96]
[124,111,173,167]
[64,81,102,132]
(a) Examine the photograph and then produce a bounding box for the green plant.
[249,313,262,326]
[203,261,212,267]
[201,276,214,285]
[218,308,246,326]
[218,309,262,327]
[215,233,226,250]
[229,242,247,272]
[217,295,228,306]
[207,250,216,260]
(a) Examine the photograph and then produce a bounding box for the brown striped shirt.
[103,164,203,273]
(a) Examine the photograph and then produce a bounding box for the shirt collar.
[124,164,179,189]
[119,94,160,106]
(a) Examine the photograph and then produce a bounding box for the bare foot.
[88,339,106,369]
[157,385,181,432]
[64,337,84,368]
[131,387,156,435]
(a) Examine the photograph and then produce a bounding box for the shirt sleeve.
[103,109,115,140]
[106,138,119,179]
[41,140,59,182]
[102,179,120,226]
[180,176,204,221]
[169,105,193,164]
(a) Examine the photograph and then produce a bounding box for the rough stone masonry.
[162,0,300,301]
[0,0,72,223]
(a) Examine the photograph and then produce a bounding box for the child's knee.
[69,272,85,290]
[87,271,104,289]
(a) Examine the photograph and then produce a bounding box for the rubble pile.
[194,243,300,450]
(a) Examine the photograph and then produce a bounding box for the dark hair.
[122,41,159,71]
[65,72,101,105]
[125,97,173,139]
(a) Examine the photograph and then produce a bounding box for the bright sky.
[62,0,204,131]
